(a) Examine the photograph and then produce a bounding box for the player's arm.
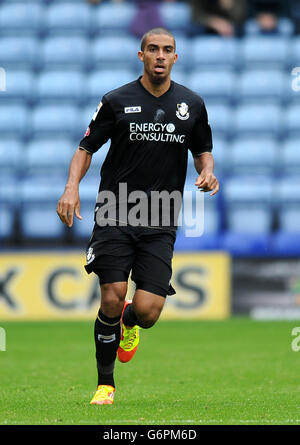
[57,147,92,227]
[57,98,115,227]
[190,101,219,196]
[194,152,219,197]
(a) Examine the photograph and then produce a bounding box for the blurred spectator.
[88,0,124,4]
[129,0,175,39]
[188,0,247,37]
[249,0,291,34]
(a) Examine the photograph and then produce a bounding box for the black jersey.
[79,77,213,231]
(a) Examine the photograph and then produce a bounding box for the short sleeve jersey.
[79,77,213,231]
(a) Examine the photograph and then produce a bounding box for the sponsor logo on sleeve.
[84,127,90,137]
[92,101,103,121]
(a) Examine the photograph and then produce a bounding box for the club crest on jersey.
[176,102,189,120]
[124,106,142,114]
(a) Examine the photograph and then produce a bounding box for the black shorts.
[84,224,177,298]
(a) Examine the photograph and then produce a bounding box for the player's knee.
[100,282,127,316]
[134,304,162,329]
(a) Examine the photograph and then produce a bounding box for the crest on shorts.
[86,247,95,264]
[176,102,189,120]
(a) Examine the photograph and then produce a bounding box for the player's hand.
[195,170,219,196]
[56,186,82,228]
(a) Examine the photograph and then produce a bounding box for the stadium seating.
[0,105,30,139]
[36,70,85,105]
[236,70,285,103]
[233,103,281,137]
[0,2,43,36]
[241,36,289,69]
[192,37,238,69]
[24,138,74,176]
[159,1,191,33]
[91,36,139,70]
[0,138,22,178]
[281,138,300,174]
[1,70,34,105]
[45,3,91,36]
[92,2,136,36]
[244,18,294,36]
[87,69,136,103]
[0,37,39,69]
[31,105,80,139]
[229,137,277,176]
[187,70,236,102]
[40,36,90,70]
[0,181,17,240]
[0,0,299,256]
[19,178,66,239]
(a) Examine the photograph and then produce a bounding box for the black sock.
[122,303,139,327]
[94,309,121,388]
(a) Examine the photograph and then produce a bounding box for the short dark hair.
[140,27,176,52]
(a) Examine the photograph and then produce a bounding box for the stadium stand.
[0,0,299,258]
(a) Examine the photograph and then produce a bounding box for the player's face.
[138,34,178,84]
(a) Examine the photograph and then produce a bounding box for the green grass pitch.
[0,318,299,425]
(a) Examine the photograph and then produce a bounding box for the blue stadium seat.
[0,181,17,240]
[31,105,80,138]
[25,138,74,176]
[237,70,285,103]
[0,105,29,139]
[20,178,66,239]
[187,70,235,102]
[87,69,135,102]
[170,68,187,86]
[36,70,84,105]
[234,103,281,137]
[45,3,91,36]
[0,37,39,69]
[0,138,22,178]
[288,36,300,69]
[229,137,277,175]
[221,176,273,255]
[192,37,238,68]
[241,36,288,68]
[284,104,300,137]
[172,35,190,69]
[223,176,273,233]
[206,103,233,137]
[281,138,300,174]
[244,18,294,36]
[92,2,136,35]
[92,36,139,70]
[276,177,300,233]
[2,69,34,105]
[0,2,43,36]
[40,37,89,70]
[159,2,191,33]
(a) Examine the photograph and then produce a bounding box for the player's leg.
[85,226,135,404]
[117,230,176,363]
[90,270,128,405]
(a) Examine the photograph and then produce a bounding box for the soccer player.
[56,27,219,405]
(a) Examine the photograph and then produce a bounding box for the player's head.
[138,28,178,85]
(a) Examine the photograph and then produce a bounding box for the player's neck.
[140,74,171,98]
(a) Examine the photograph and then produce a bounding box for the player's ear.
[174,53,178,64]
[138,51,144,62]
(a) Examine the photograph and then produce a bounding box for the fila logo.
[125,106,141,114]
